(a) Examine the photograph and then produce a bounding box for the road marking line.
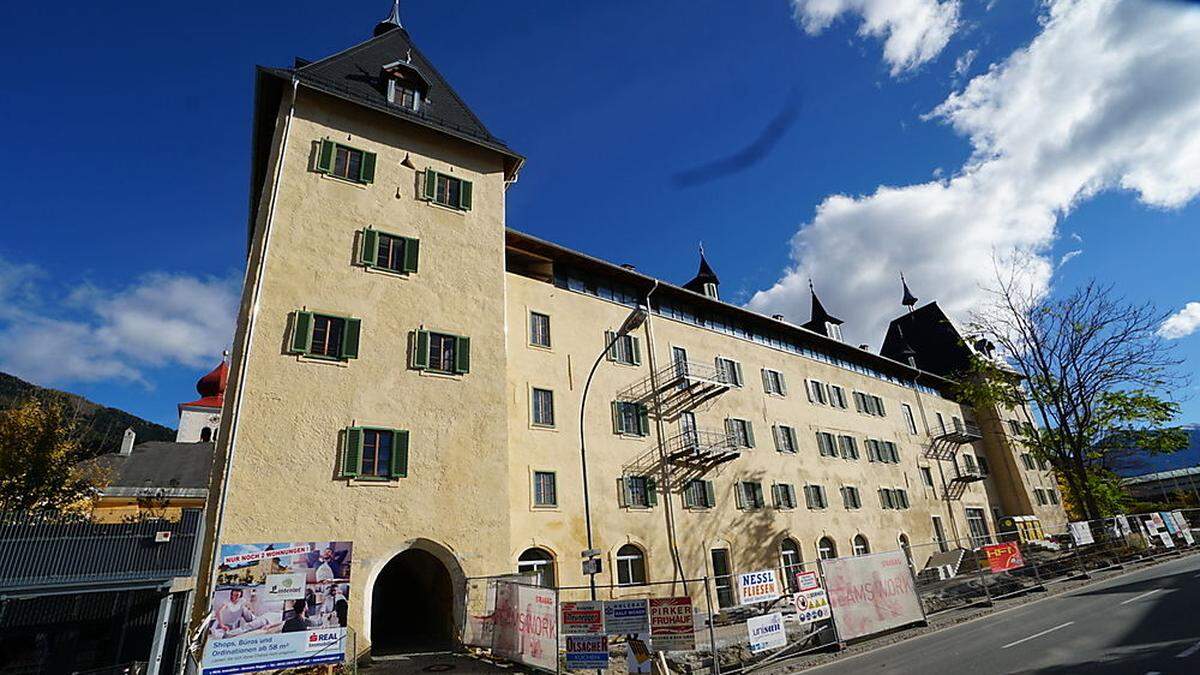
[1000,622,1074,649]
[1177,641,1200,658]
[1119,588,1162,605]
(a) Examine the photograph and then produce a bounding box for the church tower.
[176,355,228,443]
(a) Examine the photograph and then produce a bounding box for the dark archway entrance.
[371,548,456,654]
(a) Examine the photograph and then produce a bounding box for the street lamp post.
[579,306,648,603]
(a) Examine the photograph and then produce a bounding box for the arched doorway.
[371,548,456,654]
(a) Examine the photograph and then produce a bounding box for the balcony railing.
[0,508,203,591]
[663,428,740,467]
[933,419,983,444]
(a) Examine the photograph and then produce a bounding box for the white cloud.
[792,0,962,75]
[1057,249,1083,268]
[0,260,240,386]
[1159,302,1200,340]
[752,0,1200,346]
[954,48,978,79]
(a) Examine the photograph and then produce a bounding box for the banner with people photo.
[202,541,353,675]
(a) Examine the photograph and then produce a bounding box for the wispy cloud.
[754,0,1200,346]
[953,48,978,80]
[791,0,962,76]
[1057,249,1083,269]
[0,256,240,386]
[1159,302,1200,340]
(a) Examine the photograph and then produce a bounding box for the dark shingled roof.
[262,26,521,165]
[683,252,720,294]
[801,288,843,336]
[89,442,215,492]
[880,302,974,379]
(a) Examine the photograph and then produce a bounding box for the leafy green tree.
[968,275,1189,520]
[0,396,108,511]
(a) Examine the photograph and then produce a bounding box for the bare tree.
[969,269,1188,520]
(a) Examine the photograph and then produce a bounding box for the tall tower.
[177,356,228,443]
[200,4,523,651]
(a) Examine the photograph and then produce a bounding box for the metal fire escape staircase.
[617,360,738,481]
[923,420,985,500]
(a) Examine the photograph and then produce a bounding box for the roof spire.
[901,272,918,310]
[802,279,844,339]
[374,0,403,36]
[683,245,720,298]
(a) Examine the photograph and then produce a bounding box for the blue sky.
[1,0,1198,428]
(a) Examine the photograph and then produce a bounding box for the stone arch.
[364,538,466,655]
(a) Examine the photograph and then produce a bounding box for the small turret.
[801,281,844,341]
[683,245,721,300]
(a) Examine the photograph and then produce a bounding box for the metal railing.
[664,428,740,466]
[933,419,983,444]
[616,359,733,410]
[0,508,203,591]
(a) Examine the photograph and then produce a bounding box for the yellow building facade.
[199,9,1065,655]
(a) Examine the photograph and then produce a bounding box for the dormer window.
[826,322,843,342]
[703,282,718,299]
[382,60,429,113]
[388,80,421,111]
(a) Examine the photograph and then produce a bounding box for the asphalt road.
[805,552,1200,674]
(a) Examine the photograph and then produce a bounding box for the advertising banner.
[1069,521,1095,546]
[565,635,608,670]
[746,612,787,653]
[737,569,782,605]
[493,581,557,672]
[626,632,653,673]
[793,588,831,625]
[1172,511,1194,545]
[1116,514,1132,537]
[795,570,820,592]
[649,597,695,651]
[982,542,1025,573]
[604,599,649,634]
[561,601,604,635]
[821,550,924,641]
[463,573,538,648]
[202,542,352,675]
[1161,512,1178,534]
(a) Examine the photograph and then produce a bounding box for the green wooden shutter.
[631,336,641,366]
[805,380,814,403]
[704,481,716,507]
[423,169,437,201]
[779,373,788,396]
[459,179,472,210]
[342,427,363,477]
[605,331,616,361]
[735,482,746,509]
[637,405,650,436]
[341,318,361,360]
[733,362,743,387]
[401,237,420,273]
[413,330,430,369]
[360,151,377,184]
[390,430,409,478]
[291,311,314,354]
[454,336,471,373]
[771,484,781,508]
[682,482,694,508]
[317,140,335,173]
[745,421,755,448]
[361,229,379,267]
[645,477,657,506]
[617,477,630,507]
[611,401,623,434]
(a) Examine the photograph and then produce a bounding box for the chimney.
[772,314,785,321]
[620,263,636,271]
[120,428,136,456]
[858,344,871,351]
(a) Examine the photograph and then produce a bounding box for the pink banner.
[821,550,924,641]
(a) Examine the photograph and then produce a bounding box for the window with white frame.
[529,312,551,348]
[762,368,786,395]
[606,331,641,365]
[838,435,859,460]
[807,379,829,405]
[774,425,798,454]
[726,418,755,448]
[716,357,743,386]
[773,483,798,509]
[902,404,918,434]
[804,484,829,510]
[737,481,766,509]
[531,388,555,427]
[613,402,649,436]
[816,431,838,458]
[781,539,803,590]
[841,485,862,509]
[517,548,556,588]
[829,384,848,409]
[616,544,647,585]
[852,535,870,556]
[532,471,557,507]
[817,537,838,560]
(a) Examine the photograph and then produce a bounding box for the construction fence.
[460,508,1199,674]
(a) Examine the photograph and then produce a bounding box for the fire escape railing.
[663,428,741,468]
